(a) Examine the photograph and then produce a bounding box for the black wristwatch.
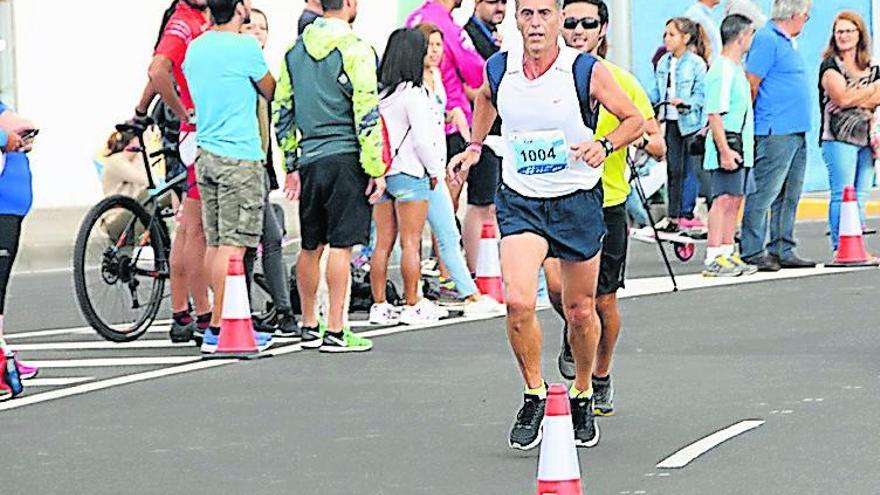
[598,137,614,156]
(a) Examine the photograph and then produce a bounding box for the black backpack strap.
[486,51,509,108]
[572,52,599,130]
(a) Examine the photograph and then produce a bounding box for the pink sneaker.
[12,353,39,380]
[679,218,706,230]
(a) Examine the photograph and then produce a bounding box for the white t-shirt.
[379,78,445,178]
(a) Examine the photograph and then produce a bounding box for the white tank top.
[496,46,601,198]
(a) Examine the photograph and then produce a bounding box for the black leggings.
[0,215,24,314]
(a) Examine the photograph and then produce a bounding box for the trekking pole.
[628,155,679,292]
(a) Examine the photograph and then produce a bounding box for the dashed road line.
[657,420,765,469]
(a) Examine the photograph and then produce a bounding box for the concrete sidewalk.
[12,189,880,273]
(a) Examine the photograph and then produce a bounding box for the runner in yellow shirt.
[557,0,666,415]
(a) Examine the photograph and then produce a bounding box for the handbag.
[717,109,748,169]
[380,115,412,173]
[686,128,708,156]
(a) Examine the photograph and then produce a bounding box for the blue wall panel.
[627,0,874,191]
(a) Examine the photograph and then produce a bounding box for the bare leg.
[396,200,429,305]
[297,246,325,328]
[594,292,621,378]
[181,198,211,314]
[370,202,397,304]
[542,258,564,319]
[326,246,353,331]
[724,197,744,246]
[560,255,602,393]
[501,234,549,389]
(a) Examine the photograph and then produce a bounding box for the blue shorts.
[378,173,430,203]
[496,184,606,262]
[710,167,756,199]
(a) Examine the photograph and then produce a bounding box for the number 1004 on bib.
[510,131,568,176]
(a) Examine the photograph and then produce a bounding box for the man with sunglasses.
[556,0,665,419]
[449,0,644,450]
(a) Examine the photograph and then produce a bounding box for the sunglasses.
[482,0,508,4]
[563,17,601,30]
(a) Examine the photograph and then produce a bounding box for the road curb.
[797,198,880,222]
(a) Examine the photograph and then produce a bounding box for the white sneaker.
[464,295,506,316]
[421,298,449,319]
[369,302,400,325]
[399,299,446,325]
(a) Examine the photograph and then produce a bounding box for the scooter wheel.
[674,242,695,262]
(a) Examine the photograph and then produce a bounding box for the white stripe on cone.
[537,416,582,482]
[222,275,251,320]
[839,201,862,237]
[476,238,502,277]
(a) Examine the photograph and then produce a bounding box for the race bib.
[509,130,568,176]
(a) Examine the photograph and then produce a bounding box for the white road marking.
[618,265,873,299]
[9,340,194,351]
[6,266,868,341]
[0,360,235,412]
[357,313,502,339]
[24,377,95,387]
[2,266,873,412]
[657,420,765,469]
[28,356,200,368]
[5,327,93,340]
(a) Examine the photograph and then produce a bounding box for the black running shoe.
[275,314,302,340]
[300,325,323,349]
[557,324,575,381]
[592,375,614,416]
[508,394,546,450]
[169,320,195,343]
[571,396,600,448]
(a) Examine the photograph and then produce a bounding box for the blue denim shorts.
[378,172,430,203]
[710,167,757,199]
[496,184,606,261]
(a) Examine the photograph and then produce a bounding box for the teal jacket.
[273,18,384,177]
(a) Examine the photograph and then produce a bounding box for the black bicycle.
[73,117,184,342]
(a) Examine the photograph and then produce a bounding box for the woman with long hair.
[648,17,709,233]
[240,8,299,337]
[414,22,503,316]
[819,10,880,254]
[369,28,449,325]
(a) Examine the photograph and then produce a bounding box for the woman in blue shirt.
[0,99,39,400]
[649,17,709,232]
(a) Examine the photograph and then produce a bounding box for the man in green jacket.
[274,0,385,353]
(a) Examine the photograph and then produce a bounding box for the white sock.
[722,245,735,257]
[0,314,5,349]
[705,246,724,265]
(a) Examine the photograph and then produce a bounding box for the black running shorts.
[298,152,371,250]
[597,203,628,296]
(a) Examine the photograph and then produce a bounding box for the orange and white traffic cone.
[536,384,584,495]
[828,186,879,267]
[475,221,505,303]
[205,255,264,360]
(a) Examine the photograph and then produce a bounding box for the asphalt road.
[2,220,879,494]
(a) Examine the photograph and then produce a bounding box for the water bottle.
[3,351,23,397]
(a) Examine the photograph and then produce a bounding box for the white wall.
[13,0,399,209]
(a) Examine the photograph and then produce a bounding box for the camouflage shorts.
[195,149,265,248]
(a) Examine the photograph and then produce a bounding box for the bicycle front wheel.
[73,195,168,342]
